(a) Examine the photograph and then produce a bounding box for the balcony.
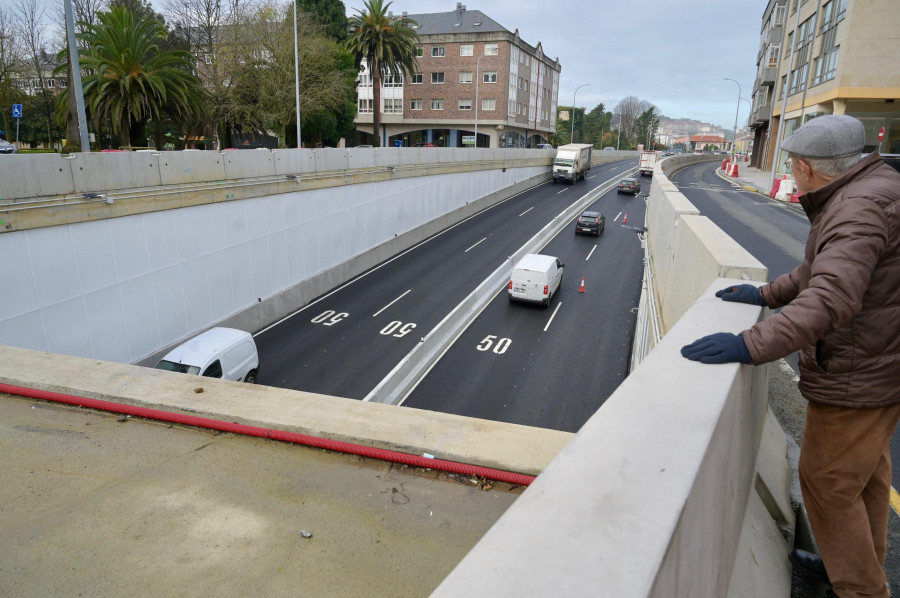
[758,66,777,86]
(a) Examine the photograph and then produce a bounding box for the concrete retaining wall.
[0,149,550,366]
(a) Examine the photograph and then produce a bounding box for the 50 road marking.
[477,335,511,354]
[311,310,348,326]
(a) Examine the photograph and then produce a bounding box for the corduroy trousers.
[800,401,900,598]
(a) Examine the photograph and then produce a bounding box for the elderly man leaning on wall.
[680,115,900,598]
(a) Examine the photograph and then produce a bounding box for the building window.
[459,71,472,83]
[432,46,445,57]
[410,99,423,110]
[412,72,423,84]
[384,98,403,113]
[431,72,445,84]
[358,98,373,113]
[485,43,499,56]
[811,46,839,86]
[431,99,444,110]
[383,74,403,87]
[204,54,212,64]
[415,46,424,57]
[459,98,472,110]
[482,98,496,111]
[460,44,473,56]
[483,71,497,83]
[766,45,780,68]
[773,4,786,25]
[358,72,372,87]
[47,79,55,88]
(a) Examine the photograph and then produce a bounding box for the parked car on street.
[535,143,553,149]
[0,139,18,154]
[415,142,438,147]
[617,177,641,195]
[574,210,605,236]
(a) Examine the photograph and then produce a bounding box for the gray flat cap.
[781,114,865,158]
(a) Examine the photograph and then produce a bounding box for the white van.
[155,327,259,383]
[507,254,565,306]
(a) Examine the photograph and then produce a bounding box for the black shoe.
[789,548,830,582]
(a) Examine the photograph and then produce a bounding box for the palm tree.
[346,0,418,147]
[60,6,204,148]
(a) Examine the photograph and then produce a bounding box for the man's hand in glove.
[681,332,752,364]
[715,284,767,307]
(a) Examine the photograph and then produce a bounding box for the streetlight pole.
[64,0,90,152]
[293,0,302,148]
[474,51,486,148]
[724,78,741,157]
[571,83,589,145]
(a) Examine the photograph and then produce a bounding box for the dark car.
[575,210,605,236]
[617,177,641,195]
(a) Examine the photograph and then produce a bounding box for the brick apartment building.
[355,3,561,148]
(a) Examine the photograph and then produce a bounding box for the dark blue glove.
[681,332,752,364]
[715,284,767,307]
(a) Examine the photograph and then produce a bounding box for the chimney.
[456,2,466,13]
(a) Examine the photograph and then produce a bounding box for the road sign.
[878,127,885,142]
[12,104,23,118]
[393,140,403,147]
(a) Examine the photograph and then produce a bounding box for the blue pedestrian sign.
[12,104,22,118]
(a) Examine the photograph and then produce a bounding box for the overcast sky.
[344,0,766,130]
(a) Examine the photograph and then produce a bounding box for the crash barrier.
[773,176,797,201]
[0,148,550,366]
[727,162,740,177]
[436,155,795,596]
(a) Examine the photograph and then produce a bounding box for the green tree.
[60,6,204,148]
[299,0,348,41]
[583,103,611,148]
[346,0,418,146]
[633,106,660,149]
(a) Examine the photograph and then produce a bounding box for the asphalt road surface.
[404,177,647,432]
[255,159,639,401]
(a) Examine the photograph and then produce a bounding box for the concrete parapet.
[434,280,789,597]
[0,344,571,477]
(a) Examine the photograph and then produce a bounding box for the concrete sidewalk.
[715,160,798,204]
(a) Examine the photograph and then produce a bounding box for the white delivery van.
[155,327,259,383]
[508,254,565,306]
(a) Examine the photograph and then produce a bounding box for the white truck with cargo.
[552,143,593,184]
[638,150,658,176]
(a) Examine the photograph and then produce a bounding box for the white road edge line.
[519,207,534,216]
[544,301,562,332]
[465,237,487,253]
[373,289,412,317]
[586,245,597,261]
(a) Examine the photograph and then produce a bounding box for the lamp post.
[293,0,301,147]
[724,78,741,156]
[571,83,589,145]
[474,51,486,148]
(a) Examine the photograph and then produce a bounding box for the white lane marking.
[519,207,534,216]
[587,175,594,180]
[586,245,597,261]
[614,211,623,222]
[544,301,562,332]
[465,237,487,253]
[557,188,567,194]
[373,289,412,317]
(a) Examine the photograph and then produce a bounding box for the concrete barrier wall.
[435,156,795,596]
[0,149,549,365]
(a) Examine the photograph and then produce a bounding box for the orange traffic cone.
[579,277,585,293]
[623,213,628,224]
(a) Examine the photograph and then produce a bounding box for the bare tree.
[15,0,59,148]
[51,0,108,38]
[0,5,24,140]
[162,0,259,148]
[614,96,656,148]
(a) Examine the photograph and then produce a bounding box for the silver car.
[0,139,18,154]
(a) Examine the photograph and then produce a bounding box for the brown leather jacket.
[743,152,900,408]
